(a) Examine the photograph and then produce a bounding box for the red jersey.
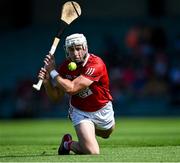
[58,53,113,112]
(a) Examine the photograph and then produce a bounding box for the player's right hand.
[38,68,50,84]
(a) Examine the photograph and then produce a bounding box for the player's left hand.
[44,54,56,72]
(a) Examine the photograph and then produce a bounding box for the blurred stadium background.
[0,0,180,119]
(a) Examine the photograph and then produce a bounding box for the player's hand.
[44,54,56,72]
[38,67,50,84]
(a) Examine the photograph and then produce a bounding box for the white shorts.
[69,101,115,130]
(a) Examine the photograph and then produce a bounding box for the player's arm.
[43,54,93,95]
[43,81,65,102]
[54,75,93,95]
[38,67,65,102]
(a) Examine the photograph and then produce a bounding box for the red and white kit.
[58,53,113,112]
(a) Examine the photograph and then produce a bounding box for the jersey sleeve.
[81,62,103,82]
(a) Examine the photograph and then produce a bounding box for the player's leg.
[58,121,99,155]
[95,124,115,138]
[70,121,100,154]
[93,101,115,139]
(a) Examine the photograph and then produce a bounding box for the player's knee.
[101,135,110,139]
[100,132,112,139]
[87,148,100,155]
[81,145,100,154]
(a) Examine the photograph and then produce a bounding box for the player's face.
[67,45,87,63]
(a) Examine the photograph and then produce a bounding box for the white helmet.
[65,33,87,52]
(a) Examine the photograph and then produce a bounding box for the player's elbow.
[65,84,78,95]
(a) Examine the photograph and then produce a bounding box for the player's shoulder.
[88,53,104,65]
[83,54,105,74]
[62,59,70,66]
[57,59,70,71]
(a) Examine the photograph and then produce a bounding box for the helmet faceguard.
[64,33,88,61]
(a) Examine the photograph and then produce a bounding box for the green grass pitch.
[0,117,180,162]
